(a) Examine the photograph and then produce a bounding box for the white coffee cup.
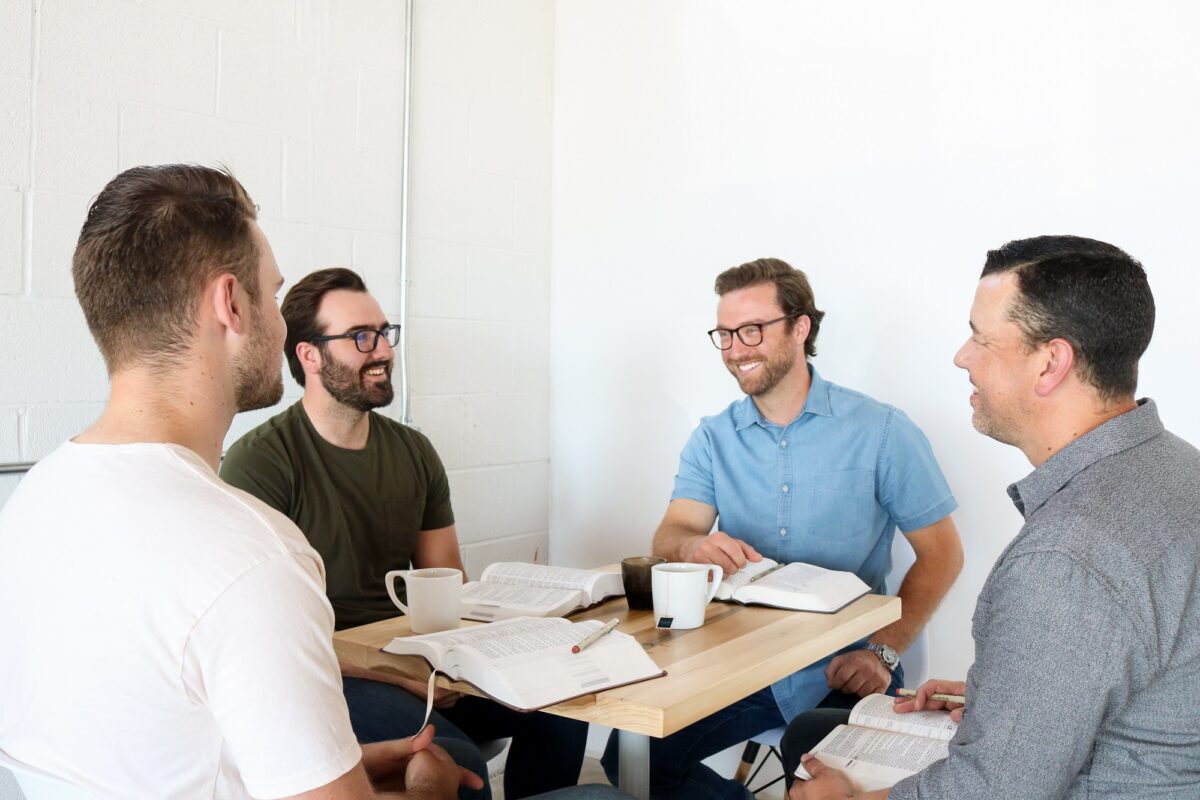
[651,562,724,630]
[385,567,463,634]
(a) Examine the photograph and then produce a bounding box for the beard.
[233,310,285,413]
[319,351,395,412]
[725,338,797,397]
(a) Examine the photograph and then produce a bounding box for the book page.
[462,582,582,620]
[752,561,833,592]
[848,694,958,742]
[455,618,604,660]
[481,562,605,593]
[491,628,661,709]
[728,562,869,613]
[395,617,600,663]
[804,724,949,791]
[715,557,780,597]
[380,633,449,667]
[384,616,665,711]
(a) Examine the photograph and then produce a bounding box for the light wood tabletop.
[332,589,901,739]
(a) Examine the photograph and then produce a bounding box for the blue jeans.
[600,668,904,800]
[343,677,588,800]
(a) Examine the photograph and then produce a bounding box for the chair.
[0,749,98,800]
[735,535,928,794]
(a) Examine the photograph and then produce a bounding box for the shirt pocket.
[805,468,876,544]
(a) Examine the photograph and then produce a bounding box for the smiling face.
[313,289,395,412]
[953,272,1043,447]
[716,282,807,397]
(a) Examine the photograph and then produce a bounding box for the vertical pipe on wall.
[398,0,415,425]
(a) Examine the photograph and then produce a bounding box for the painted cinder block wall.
[0,0,555,579]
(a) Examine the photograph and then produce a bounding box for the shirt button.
[781,484,790,493]
[779,527,788,537]
[780,440,788,448]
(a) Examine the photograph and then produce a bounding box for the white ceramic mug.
[385,567,462,634]
[651,562,723,630]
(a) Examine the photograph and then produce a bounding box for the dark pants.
[599,667,903,800]
[343,676,588,800]
[779,708,852,788]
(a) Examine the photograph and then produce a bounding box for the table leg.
[617,729,650,800]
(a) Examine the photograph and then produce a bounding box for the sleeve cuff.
[896,495,958,533]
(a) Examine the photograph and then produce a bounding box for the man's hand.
[825,649,891,697]
[789,756,856,800]
[894,678,967,723]
[361,725,485,796]
[681,531,762,574]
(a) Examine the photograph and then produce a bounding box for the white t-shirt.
[0,442,362,798]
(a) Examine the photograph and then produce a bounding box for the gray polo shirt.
[892,399,1200,799]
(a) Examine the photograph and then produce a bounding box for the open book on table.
[713,557,870,613]
[381,616,664,711]
[461,562,624,622]
[795,693,957,791]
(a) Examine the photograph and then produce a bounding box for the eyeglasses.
[310,324,401,353]
[707,315,797,350]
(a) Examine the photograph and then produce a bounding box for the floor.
[489,754,787,800]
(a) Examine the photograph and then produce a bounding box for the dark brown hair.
[280,267,369,386]
[714,257,826,357]
[72,164,260,372]
[981,236,1153,401]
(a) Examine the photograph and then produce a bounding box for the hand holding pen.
[894,680,967,722]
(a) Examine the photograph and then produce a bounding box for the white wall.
[549,0,1200,681]
[406,0,556,576]
[0,0,556,573]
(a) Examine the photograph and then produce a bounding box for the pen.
[572,618,620,654]
[896,688,966,704]
[747,562,787,584]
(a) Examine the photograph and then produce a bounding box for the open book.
[382,616,665,711]
[796,693,957,790]
[713,558,870,613]
[461,562,624,622]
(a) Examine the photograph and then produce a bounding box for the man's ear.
[295,340,323,378]
[210,273,247,334]
[1034,338,1075,397]
[792,314,811,345]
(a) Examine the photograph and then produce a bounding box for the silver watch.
[866,642,899,672]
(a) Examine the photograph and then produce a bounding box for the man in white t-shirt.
[0,165,485,799]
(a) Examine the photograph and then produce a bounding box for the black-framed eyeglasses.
[310,324,401,353]
[707,315,797,350]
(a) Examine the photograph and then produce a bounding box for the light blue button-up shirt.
[672,366,957,719]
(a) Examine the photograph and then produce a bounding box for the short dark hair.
[281,267,368,386]
[714,257,826,358]
[981,235,1154,401]
[72,164,260,372]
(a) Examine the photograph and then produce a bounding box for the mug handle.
[385,569,411,615]
[703,565,724,603]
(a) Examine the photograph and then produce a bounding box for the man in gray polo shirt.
[787,235,1200,799]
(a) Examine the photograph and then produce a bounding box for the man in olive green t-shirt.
[221,268,587,800]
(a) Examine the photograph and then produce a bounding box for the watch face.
[870,643,898,667]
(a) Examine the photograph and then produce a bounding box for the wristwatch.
[866,642,899,672]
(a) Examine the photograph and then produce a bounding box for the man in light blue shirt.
[603,258,962,800]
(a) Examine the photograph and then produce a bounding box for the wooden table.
[334,592,900,799]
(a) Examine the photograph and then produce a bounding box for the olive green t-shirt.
[220,402,455,630]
